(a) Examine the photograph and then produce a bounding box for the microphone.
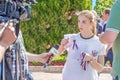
[43,44,59,68]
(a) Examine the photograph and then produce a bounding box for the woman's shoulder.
[93,35,107,47]
[93,35,101,41]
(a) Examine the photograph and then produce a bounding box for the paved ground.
[31,72,112,80]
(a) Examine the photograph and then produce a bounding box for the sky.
[92,0,97,10]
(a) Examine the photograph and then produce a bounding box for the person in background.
[91,10,103,35]
[100,8,113,67]
[92,9,113,67]
[57,10,106,80]
[0,21,51,80]
[100,8,110,32]
[99,0,120,80]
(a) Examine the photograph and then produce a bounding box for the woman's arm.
[90,55,104,72]
[86,54,104,72]
[58,38,69,55]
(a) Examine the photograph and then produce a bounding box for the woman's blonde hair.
[78,10,97,35]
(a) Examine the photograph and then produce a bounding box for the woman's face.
[102,11,108,21]
[78,15,92,32]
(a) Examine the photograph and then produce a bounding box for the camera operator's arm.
[0,22,16,62]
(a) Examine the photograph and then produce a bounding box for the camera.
[0,0,7,16]
[26,0,38,4]
[0,17,8,23]
[0,0,37,37]
[0,0,37,20]
[19,5,32,21]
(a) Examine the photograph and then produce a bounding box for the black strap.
[15,22,20,37]
[4,54,13,80]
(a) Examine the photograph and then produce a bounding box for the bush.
[94,0,114,14]
[29,54,66,66]
[51,55,66,66]
[29,61,43,66]
[21,0,92,54]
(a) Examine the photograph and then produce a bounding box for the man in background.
[101,8,113,67]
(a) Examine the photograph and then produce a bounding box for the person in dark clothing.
[104,48,113,67]
[96,22,103,35]
[92,9,113,67]
[101,8,113,67]
[91,10,103,35]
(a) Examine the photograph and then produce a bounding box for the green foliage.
[29,61,43,66]
[29,55,66,66]
[52,55,66,63]
[94,0,115,14]
[21,0,92,54]
[51,55,66,66]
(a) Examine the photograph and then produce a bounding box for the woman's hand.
[85,54,93,62]
[60,38,70,49]
[61,38,69,45]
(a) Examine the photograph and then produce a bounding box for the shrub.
[29,54,66,66]
[51,55,66,66]
[21,0,92,54]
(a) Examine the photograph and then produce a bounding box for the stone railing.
[29,66,112,73]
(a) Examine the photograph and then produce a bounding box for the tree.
[94,0,115,15]
[21,0,92,54]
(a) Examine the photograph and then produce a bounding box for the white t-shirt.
[62,33,106,80]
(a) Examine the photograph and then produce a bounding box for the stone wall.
[29,66,112,73]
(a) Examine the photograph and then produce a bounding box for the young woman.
[58,10,106,80]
